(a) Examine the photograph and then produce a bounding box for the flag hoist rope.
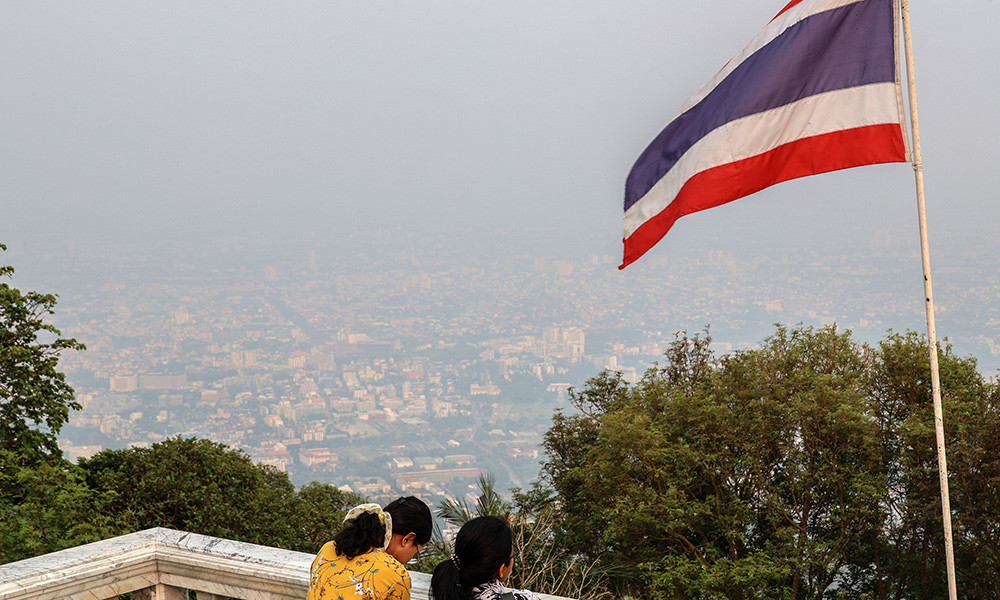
[899,1,957,599]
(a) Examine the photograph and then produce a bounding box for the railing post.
[132,583,188,600]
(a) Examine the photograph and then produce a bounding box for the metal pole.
[898,1,958,599]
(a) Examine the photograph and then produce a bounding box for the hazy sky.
[2,0,997,263]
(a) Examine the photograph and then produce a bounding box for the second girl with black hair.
[430,516,540,600]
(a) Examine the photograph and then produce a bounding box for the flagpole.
[899,2,958,599]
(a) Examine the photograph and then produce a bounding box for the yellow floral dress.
[307,542,411,600]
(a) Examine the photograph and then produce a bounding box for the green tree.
[78,436,366,554]
[509,483,614,600]
[79,436,299,548]
[541,325,987,600]
[0,244,113,565]
[715,326,883,600]
[855,331,993,600]
[861,331,951,600]
[0,450,128,563]
[0,243,84,464]
[950,380,1000,600]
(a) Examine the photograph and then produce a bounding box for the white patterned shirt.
[470,579,540,600]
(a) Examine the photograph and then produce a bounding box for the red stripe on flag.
[773,0,809,21]
[620,123,907,269]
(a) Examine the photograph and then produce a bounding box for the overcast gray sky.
[2,0,997,261]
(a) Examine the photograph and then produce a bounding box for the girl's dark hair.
[334,497,432,560]
[385,496,433,545]
[430,516,513,600]
[333,510,387,560]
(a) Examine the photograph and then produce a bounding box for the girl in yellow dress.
[308,497,433,600]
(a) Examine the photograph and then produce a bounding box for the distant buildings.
[48,232,1000,506]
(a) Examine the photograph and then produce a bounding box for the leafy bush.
[542,326,998,600]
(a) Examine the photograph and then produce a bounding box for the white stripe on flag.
[624,82,902,238]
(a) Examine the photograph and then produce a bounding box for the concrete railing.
[0,527,429,600]
[0,528,570,600]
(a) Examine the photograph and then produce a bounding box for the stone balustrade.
[0,528,571,600]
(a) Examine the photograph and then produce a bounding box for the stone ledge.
[0,528,575,600]
[0,528,318,600]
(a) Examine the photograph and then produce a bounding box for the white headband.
[344,503,393,549]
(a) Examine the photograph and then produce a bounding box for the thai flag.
[621,0,910,269]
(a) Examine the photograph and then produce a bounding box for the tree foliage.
[1,435,365,564]
[0,449,129,563]
[80,437,296,546]
[0,243,84,464]
[0,244,116,563]
[542,325,999,600]
[78,436,361,553]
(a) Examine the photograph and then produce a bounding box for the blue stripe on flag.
[625,0,895,211]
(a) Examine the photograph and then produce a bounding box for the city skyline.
[3,223,997,505]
